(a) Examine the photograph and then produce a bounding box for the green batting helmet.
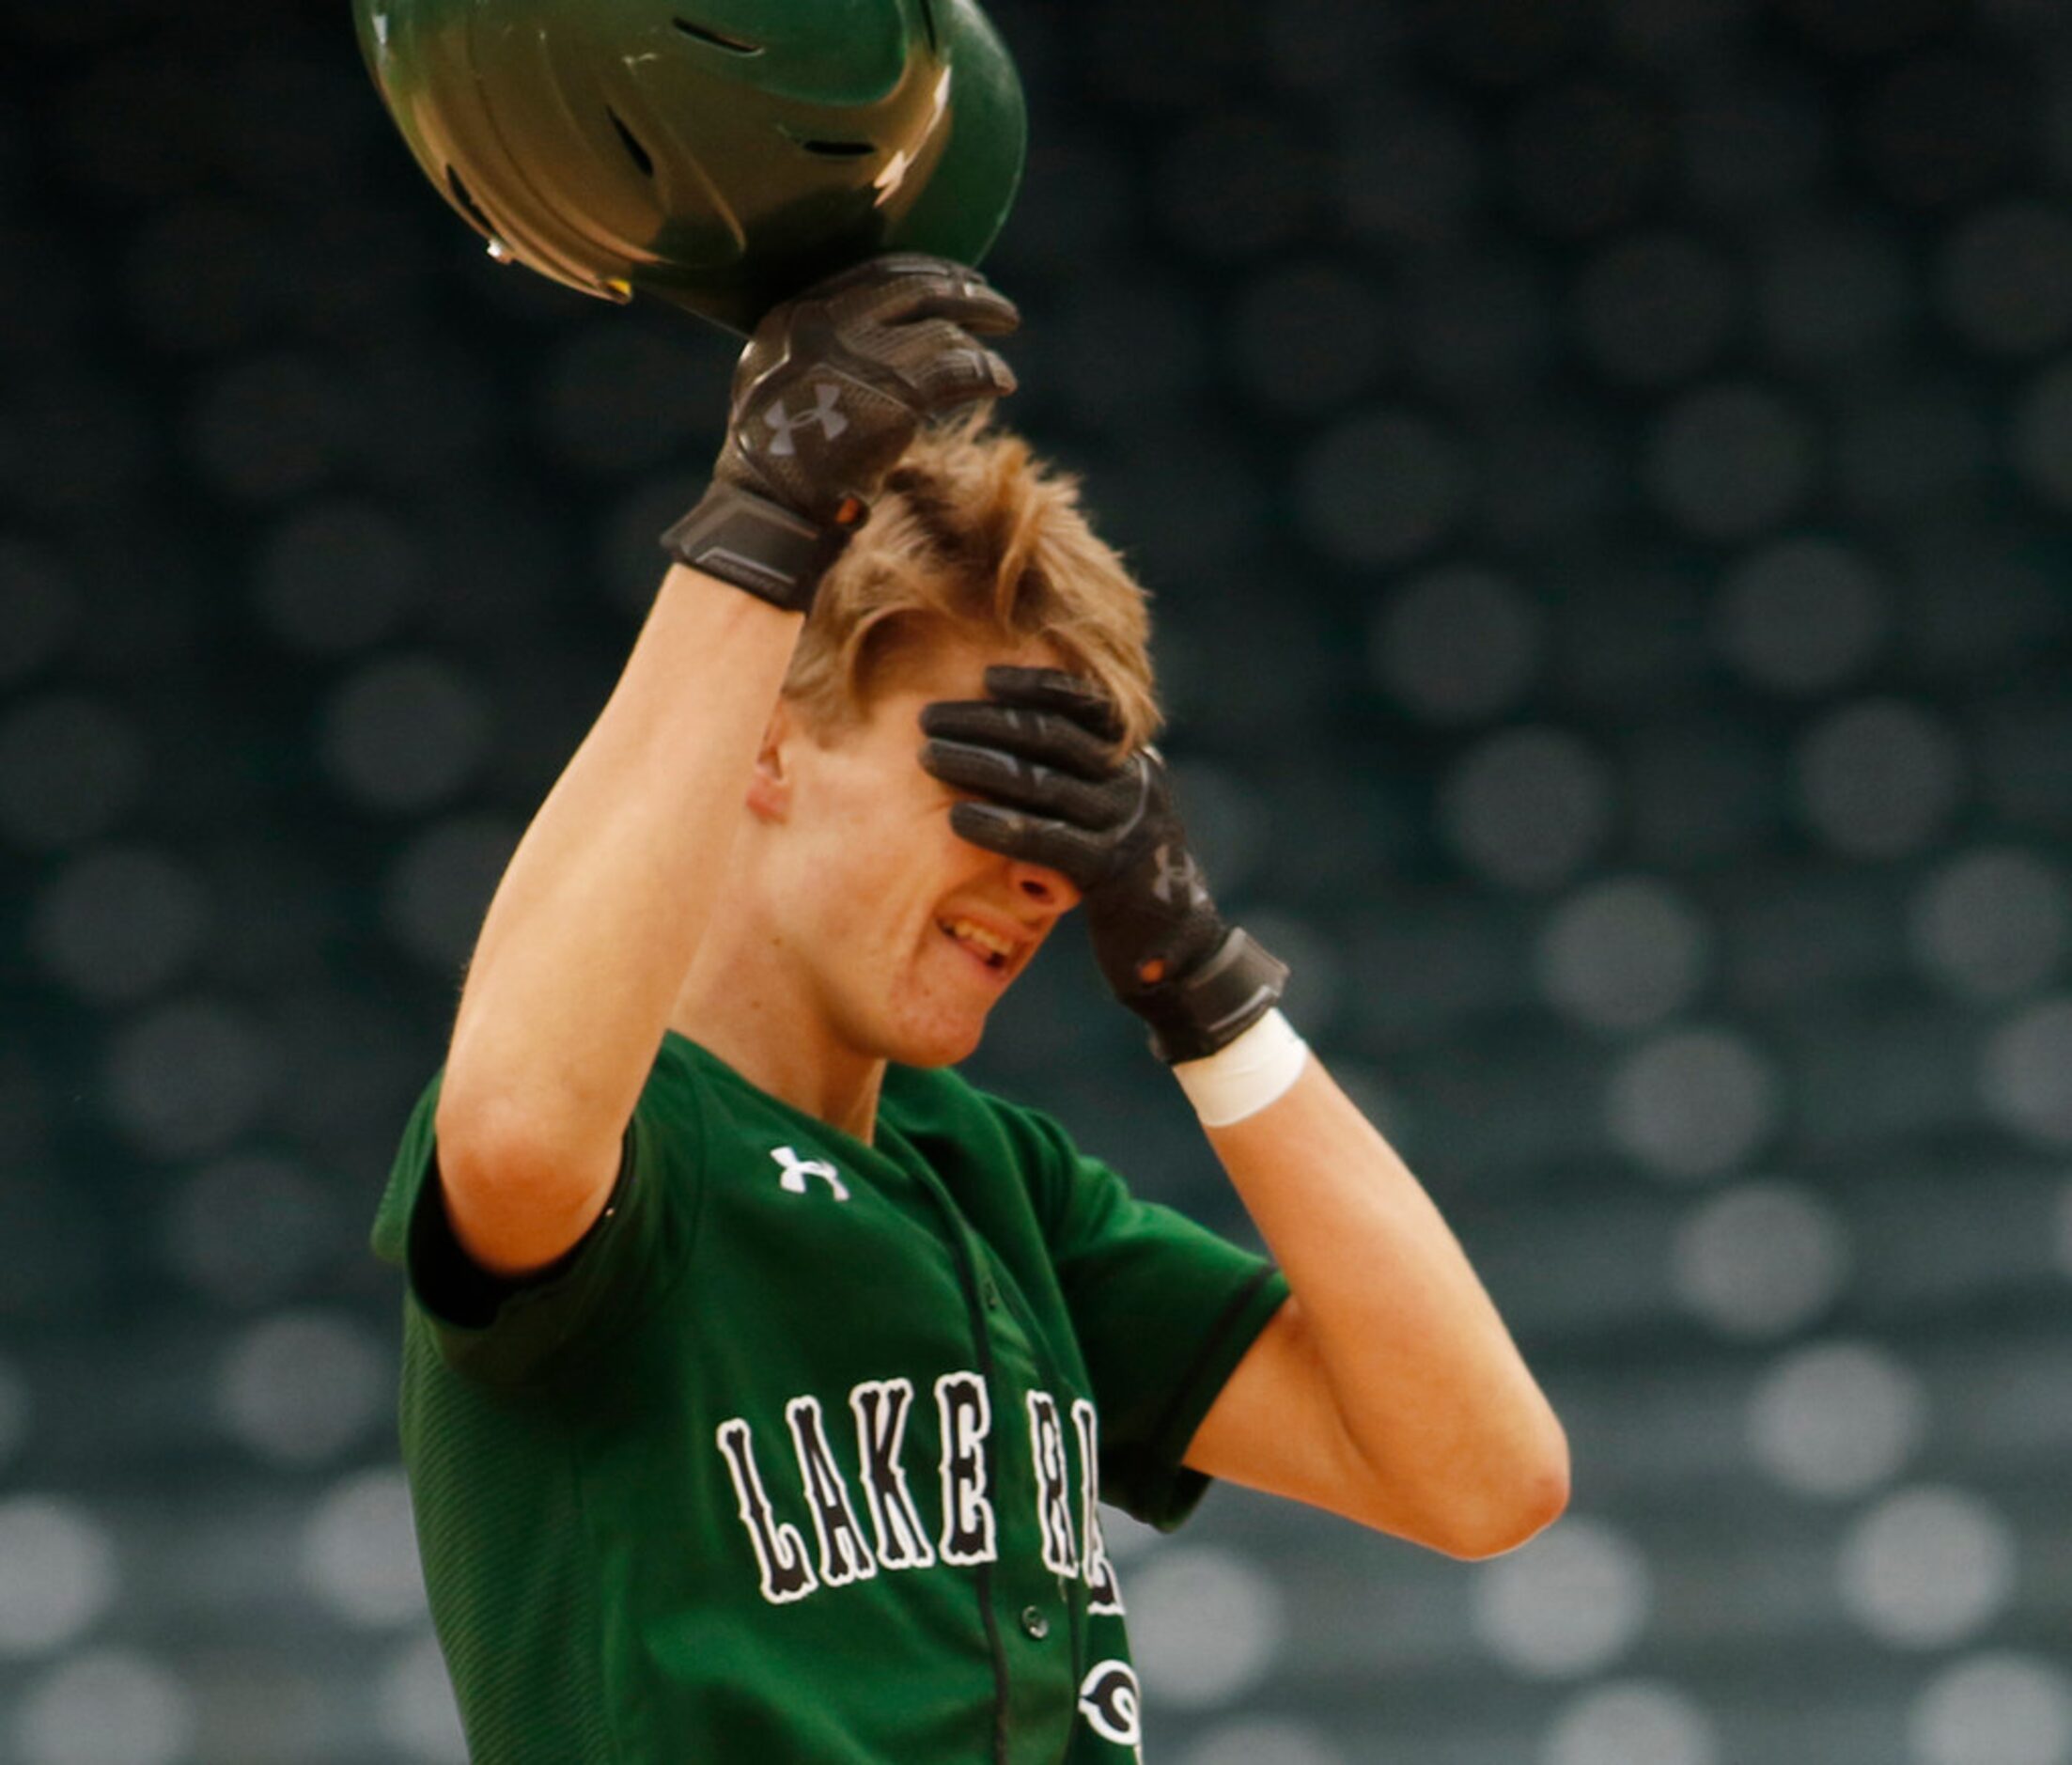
[353,0,1026,333]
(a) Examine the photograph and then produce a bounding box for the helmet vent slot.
[444,165,497,236]
[672,16,763,55]
[607,109,655,179]
[800,139,875,158]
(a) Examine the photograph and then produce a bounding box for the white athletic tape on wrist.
[1172,1009,1309,1128]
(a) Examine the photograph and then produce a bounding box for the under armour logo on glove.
[1148,843,1208,909]
[763,383,849,456]
[771,1146,850,1201]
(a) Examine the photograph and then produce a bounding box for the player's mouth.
[936,915,1024,975]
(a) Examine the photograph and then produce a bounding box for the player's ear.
[750,695,795,820]
[746,697,799,822]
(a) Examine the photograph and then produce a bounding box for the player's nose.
[1008,858,1081,916]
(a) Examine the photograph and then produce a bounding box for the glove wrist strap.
[1141,927,1290,1064]
[661,482,848,615]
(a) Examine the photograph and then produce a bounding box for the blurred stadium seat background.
[2,0,2070,1759]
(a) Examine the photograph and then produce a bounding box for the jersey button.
[1020,1605,1050,1640]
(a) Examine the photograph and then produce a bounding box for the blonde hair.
[781,417,1161,751]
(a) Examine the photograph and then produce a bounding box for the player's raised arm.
[923,667,1569,1557]
[435,257,1019,1278]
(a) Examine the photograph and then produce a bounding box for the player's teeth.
[945,919,1013,959]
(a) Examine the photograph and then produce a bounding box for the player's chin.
[895,1011,991,1070]
[886,988,1002,1069]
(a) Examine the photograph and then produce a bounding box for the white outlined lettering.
[785,1397,878,1588]
[716,1417,818,1605]
[849,1378,936,1571]
[1072,1398,1123,1614]
[1026,1391,1079,1575]
[935,1371,997,1566]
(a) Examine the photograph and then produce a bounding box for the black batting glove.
[919,666,1288,1063]
[662,254,1019,613]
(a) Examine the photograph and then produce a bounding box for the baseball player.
[371,255,1569,1762]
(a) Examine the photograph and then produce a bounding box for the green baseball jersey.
[370,1030,1289,1764]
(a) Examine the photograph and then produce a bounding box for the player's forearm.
[1204,1056,1568,1553]
[440,565,800,1167]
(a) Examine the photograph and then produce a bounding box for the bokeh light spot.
[215,1311,387,1467]
[1542,1679,1719,1765]
[1910,850,2068,1000]
[1794,699,1965,860]
[1127,1546,1285,1710]
[1712,537,1889,696]
[1228,260,1384,416]
[302,1467,428,1628]
[1537,875,1711,1030]
[1980,997,2072,1147]
[1608,1027,1779,1178]
[11,1648,194,1765]
[0,1499,117,1658]
[162,1153,343,1309]
[1938,201,2072,356]
[1473,1516,1652,1679]
[1910,1654,2072,1765]
[1297,407,1473,567]
[28,846,212,1005]
[1840,1486,2017,1648]
[102,998,273,1160]
[1441,726,1615,891]
[253,500,427,657]
[382,815,520,974]
[377,1632,470,1765]
[1747,1340,1927,1497]
[1186,1717,1345,1765]
[1758,219,1912,369]
[319,654,492,816]
[1645,382,1819,540]
[1672,1180,1849,1337]
[1369,565,1545,726]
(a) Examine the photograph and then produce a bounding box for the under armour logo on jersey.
[1148,843,1208,910]
[1077,1660,1143,1748]
[763,383,848,456]
[772,1146,850,1202]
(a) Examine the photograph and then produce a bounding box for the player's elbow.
[1426,1428,1571,1560]
[434,1090,621,1277]
[1433,1463,1570,1560]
